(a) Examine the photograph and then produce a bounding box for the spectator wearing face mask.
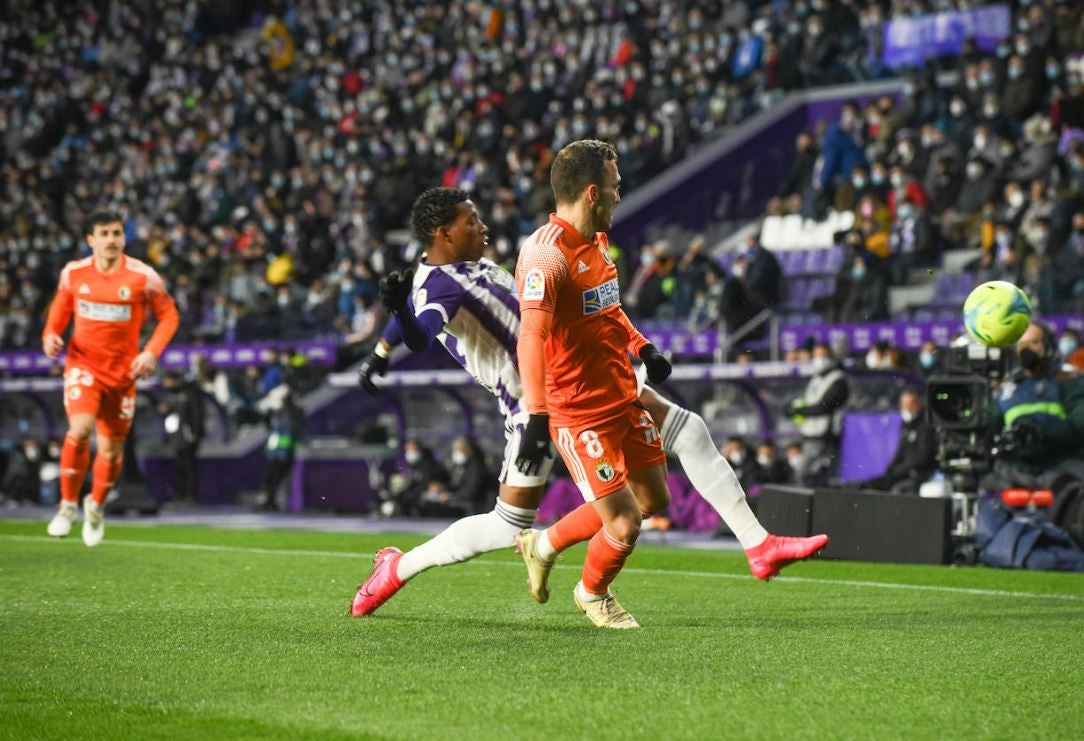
[1002,55,1041,123]
[837,253,888,323]
[784,442,805,485]
[1052,212,1084,313]
[721,438,760,493]
[756,443,790,485]
[784,342,850,487]
[852,388,938,495]
[1059,329,1084,374]
[888,196,934,284]
[943,94,976,151]
[391,439,449,518]
[917,340,943,378]
[416,437,493,518]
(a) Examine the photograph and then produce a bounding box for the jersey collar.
[549,213,599,247]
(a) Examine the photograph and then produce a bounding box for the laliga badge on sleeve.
[522,268,545,301]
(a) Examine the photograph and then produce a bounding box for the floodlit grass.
[1,518,1081,740]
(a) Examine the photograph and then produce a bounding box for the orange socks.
[581,528,635,596]
[90,453,123,505]
[547,502,603,551]
[59,435,90,504]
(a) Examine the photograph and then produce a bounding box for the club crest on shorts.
[118,285,131,300]
[595,459,615,482]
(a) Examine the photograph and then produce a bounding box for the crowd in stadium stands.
[627,0,1084,328]
[2,0,1008,356]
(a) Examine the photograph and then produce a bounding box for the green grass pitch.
[1,518,1082,740]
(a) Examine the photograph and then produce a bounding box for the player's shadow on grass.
[363,613,624,633]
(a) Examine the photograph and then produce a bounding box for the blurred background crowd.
[7,0,1082,354]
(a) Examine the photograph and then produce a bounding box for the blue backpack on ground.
[975,499,1084,572]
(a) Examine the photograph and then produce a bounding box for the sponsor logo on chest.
[77,300,132,322]
[582,277,620,315]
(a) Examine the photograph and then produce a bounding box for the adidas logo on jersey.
[577,260,589,273]
[79,284,91,294]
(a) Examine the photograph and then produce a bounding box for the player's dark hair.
[83,210,125,236]
[410,188,469,247]
[550,139,618,205]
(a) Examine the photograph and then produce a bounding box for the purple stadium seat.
[807,248,829,274]
[826,245,845,272]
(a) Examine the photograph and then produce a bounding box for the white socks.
[395,500,537,582]
[535,529,557,562]
[660,406,769,550]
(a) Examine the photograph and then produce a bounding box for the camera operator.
[990,322,1084,485]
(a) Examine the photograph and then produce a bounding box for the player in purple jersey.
[351,188,827,618]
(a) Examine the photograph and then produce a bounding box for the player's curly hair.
[550,139,617,205]
[410,187,469,247]
[83,209,125,235]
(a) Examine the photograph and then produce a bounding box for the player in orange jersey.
[42,210,179,546]
[513,140,673,628]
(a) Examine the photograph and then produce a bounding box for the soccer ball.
[962,280,1032,348]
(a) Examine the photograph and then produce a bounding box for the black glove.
[639,343,672,384]
[358,351,389,395]
[378,268,414,313]
[515,414,553,477]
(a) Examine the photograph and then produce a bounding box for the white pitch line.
[2,533,1082,603]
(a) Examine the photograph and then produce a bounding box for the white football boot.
[47,501,78,538]
[82,495,105,548]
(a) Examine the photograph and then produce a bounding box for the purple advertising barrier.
[0,340,339,376]
[839,412,902,483]
[881,4,1011,69]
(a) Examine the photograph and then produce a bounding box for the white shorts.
[498,410,556,488]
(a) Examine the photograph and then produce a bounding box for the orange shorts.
[63,366,137,440]
[552,403,666,502]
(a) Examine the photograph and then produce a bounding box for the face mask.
[983,104,999,118]
[852,175,866,189]
[920,351,935,369]
[640,253,655,266]
[1008,191,1024,208]
[757,455,772,467]
[812,356,832,373]
[1059,338,1078,357]
[866,351,880,368]
[852,264,866,280]
[727,450,746,466]
[871,171,885,186]
[788,455,804,470]
[1047,65,1060,81]
[451,450,468,465]
[404,450,421,465]
[900,410,917,424]
[966,164,983,179]
[1019,348,1045,372]
[898,205,914,219]
[950,100,966,117]
[890,172,904,188]
[732,263,746,279]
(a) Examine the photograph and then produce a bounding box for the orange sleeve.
[42,268,74,340]
[142,272,179,358]
[518,307,553,415]
[516,242,568,315]
[615,307,650,356]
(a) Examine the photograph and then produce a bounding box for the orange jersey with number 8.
[43,255,179,389]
